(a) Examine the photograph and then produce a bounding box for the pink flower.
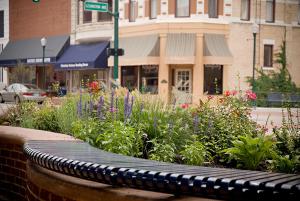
[224,90,231,97]
[246,90,257,100]
[208,95,213,100]
[231,90,237,96]
[181,103,189,109]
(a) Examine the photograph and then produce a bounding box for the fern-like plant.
[223,135,277,170]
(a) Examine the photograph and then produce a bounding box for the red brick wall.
[0,143,27,201]
[9,0,71,41]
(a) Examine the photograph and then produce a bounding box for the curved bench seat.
[24,140,300,201]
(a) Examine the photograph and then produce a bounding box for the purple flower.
[193,115,199,134]
[84,102,87,115]
[110,90,115,113]
[97,96,104,120]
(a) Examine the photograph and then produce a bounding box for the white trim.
[263,39,275,45]
[262,67,275,71]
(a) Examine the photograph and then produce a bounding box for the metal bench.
[24,141,300,201]
[267,93,300,107]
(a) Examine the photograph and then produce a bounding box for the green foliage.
[149,139,176,163]
[56,95,79,134]
[271,155,300,174]
[71,118,102,146]
[247,40,300,106]
[180,137,210,165]
[223,135,276,170]
[33,106,60,132]
[96,121,142,157]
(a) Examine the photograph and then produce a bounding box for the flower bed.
[1,87,299,174]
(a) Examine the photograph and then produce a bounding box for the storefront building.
[72,0,300,104]
[0,0,71,89]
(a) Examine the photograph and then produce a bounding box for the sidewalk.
[251,107,299,131]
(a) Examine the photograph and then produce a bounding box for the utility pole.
[113,0,119,82]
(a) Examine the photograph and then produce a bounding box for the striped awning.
[165,33,196,64]
[109,35,159,66]
[203,34,232,65]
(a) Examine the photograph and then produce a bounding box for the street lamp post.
[41,37,47,89]
[252,23,259,92]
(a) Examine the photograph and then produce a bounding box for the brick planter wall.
[0,126,214,201]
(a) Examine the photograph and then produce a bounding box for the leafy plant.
[96,121,142,157]
[149,139,176,163]
[223,135,277,170]
[33,106,60,132]
[180,138,210,165]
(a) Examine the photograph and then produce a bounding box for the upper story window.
[208,0,218,18]
[264,44,273,67]
[298,0,300,24]
[83,0,92,23]
[150,0,157,19]
[240,0,250,21]
[98,0,112,22]
[0,10,4,38]
[129,0,137,22]
[176,0,190,17]
[266,0,275,23]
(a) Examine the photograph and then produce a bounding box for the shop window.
[208,0,218,18]
[204,65,223,95]
[176,0,190,17]
[0,10,4,38]
[266,0,275,23]
[264,44,273,67]
[121,66,138,91]
[83,0,92,23]
[240,0,250,21]
[129,0,137,22]
[150,0,157,19]
[98,0,112,22]
[140,65,158,94]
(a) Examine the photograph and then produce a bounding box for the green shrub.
[96,121,142,157]
[149,139,176,163]
[271,155,300,174]
[223,135,277,170]
[33,106,60,132]
[71,118,102,146]
[180,138,210,165]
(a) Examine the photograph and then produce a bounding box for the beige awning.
[108,35,159,66]
[165,33,196,64]
[204,34,233,65]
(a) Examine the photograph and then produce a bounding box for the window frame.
[266,0,275,23]
[263,44,273,68]
[204,65,223,95]
[150,0,157,19]
[240,0,250,21]
[175,0,190,18]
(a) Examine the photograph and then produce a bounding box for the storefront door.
[174,69,192,104]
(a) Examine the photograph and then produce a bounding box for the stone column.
[193,33,204,105]
[158,33,169,103]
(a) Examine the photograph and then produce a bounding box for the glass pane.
[208,0,218,18]
[176,0,189,17]
[150,0,157,19]
[264,45,273,67]
[129,0,136,22]
[266,0,274,22]
[98,0,112,22]
[204,65,223,95]
[140,65,158,94]
[121,66,138,91]
[240,0,250,20]
[83,0,92,24]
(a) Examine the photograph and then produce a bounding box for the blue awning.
[0,35,70,66]
[55,42,109,70]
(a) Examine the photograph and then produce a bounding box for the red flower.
[224,90,231,97]
[181,103,189,109]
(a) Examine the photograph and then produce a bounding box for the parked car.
[0,83,47,104]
